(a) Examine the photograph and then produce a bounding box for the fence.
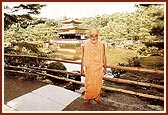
[4,54,164,101]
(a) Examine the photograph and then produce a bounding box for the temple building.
[56,19,87,40]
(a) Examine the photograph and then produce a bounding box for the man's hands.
[103,67,107,75]
[81,67,86,76]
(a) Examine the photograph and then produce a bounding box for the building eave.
[56,26,88,30]
[62,19,82,24]
[58,32,86,35]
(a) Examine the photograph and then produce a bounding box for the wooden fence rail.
[4,54,164,101]
[4,54,164,75]
[6,65,164,90]
[4,69,164,101]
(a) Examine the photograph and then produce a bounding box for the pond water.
[47,43,137,66]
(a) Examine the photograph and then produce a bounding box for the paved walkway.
[3,84,81,112]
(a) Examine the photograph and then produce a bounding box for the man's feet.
[83,100,90,106]
[94,99,103,105]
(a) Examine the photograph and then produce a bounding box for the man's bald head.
[90,28,99,44]
[90,28,99,36]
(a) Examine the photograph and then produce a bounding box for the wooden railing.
[4,54,164,101]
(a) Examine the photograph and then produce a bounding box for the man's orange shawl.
[82,39,104,100]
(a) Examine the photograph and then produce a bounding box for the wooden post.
[36,57,39,67]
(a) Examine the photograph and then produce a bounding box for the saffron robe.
[82,39,105,100]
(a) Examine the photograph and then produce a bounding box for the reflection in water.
[48,42,137,66]
[48,43,83,61]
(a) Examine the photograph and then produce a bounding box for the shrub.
[47,62,67,78]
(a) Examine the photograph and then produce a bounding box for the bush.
[12,42,39,53]
[47,62,67,78]
[144,41,164,49]
[38,52,47,57]
[4,56,36,67]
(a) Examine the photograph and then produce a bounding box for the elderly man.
[81,28,107,106]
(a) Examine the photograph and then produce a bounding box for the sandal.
[83,100,90,106]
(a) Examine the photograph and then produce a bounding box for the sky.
[4,2,137,19]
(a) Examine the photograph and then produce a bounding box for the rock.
[18,77,26,81]
[64,82,75,92]
[147,105,164,111]
[101,90,107,97]
[42,79,54,85]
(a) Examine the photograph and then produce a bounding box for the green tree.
[4,4,46,30]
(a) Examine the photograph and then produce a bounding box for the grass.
[139,56,164,70]
[106,47,137,66]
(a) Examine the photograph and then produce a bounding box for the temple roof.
[58,32,85,35]
[62,19,82,24]
[56,26,87,30]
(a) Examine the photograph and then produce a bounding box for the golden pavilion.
[56,19,87,40]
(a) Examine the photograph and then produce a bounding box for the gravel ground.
[3,75,164,112]
[4,75,46,104]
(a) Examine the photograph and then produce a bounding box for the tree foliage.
[80,4,164,43]
[4,4,46,30]
[4,4,164,50]
[11,4,46,14]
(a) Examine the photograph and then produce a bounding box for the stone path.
[3,84,81,112]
